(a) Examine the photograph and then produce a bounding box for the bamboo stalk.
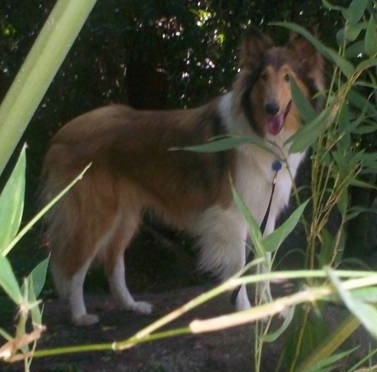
[0,0,97,175]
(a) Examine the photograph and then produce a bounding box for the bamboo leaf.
[344,0,369,25]
[171,134,269,153]
[322,0,346,11]
[231,185,264,257]
[326,267,377,339]
[0,255,22,304]
[345,40,365,58]
[365,17,377,56]
[262,306,295,342]
[28,257,50,298]
[304,347,358,372]
[287,109,329,153]
[290,77,317,123]
[355,55,377,75]
[0,145,26,255]
[352,287,377,303]
[263,200,308,253]
[344,22,366,43]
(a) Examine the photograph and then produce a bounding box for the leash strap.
[230,159,282,305]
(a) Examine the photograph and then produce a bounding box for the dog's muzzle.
[266,100,292,135]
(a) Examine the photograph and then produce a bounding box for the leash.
[230,159,282,305]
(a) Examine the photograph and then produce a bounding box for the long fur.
[40,27,324,326]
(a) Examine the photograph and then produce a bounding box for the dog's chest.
[233,146,304,224]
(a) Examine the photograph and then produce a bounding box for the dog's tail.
[39,143,84,299]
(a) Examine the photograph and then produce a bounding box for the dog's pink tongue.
[267,115,284,135]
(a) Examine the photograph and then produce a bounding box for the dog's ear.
[239,27,273,70]
[289,31,325,108]
[288,32,324,75]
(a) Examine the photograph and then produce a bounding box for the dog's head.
[235,27,324,139]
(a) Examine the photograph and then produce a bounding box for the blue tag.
[272,159,282,172]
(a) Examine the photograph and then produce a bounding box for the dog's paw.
[72,313,99,326]
[235,296,251,311]
[127,301,153,315]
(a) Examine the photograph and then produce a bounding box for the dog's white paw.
[72,313,99,326]
[234,285,251,311]
[235,296,251,311]
[127,301,153,315]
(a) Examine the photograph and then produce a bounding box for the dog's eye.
[284,74,290,82]
[260,73,268,81]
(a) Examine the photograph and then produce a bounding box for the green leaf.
[344,22,366,42]
[0,327,12,341]
[290,77,317,123]
[0,254,22,304]
[23,275,43,326]
[345,40,365,58]
[262,306,295,342]
[0,145,26,255]
[349,178,376,188]
[318,229,335,266]
[337,188,348,216]
[326,267,377,339]
[287,109,329,153]
[28,257,50,298]
[365,17,377,56]
[231,185,264,257]
[351,123,377,134]
[346,206,373,221]
[343,0,369,25]
[263,201,308,253]
[304,347,358,372]
[322,0,346,11]
[352,287,377,303]
[355,55,377,75]
[19,258,49,328]
[171,134,269,153]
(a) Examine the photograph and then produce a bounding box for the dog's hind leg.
[102,215,153,315]
[68,259,99,326]
[51,247,100,326]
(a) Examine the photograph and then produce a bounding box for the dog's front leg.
[192,206,251,310]
[108,254,153,315]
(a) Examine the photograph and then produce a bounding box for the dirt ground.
[3,280,376,372]
[29,286,257,372]
[2,223,377,372]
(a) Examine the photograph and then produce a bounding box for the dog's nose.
[265,102,280,115]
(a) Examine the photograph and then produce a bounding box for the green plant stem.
[0,0,97,176]
[289,306,311,372]
[254,316,273,372]
[32,327,191,359]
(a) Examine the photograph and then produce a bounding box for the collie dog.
[41,28,324,326]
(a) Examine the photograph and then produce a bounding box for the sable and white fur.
[41,28,324,326]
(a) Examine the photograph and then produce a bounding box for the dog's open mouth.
[267,100,292,136]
